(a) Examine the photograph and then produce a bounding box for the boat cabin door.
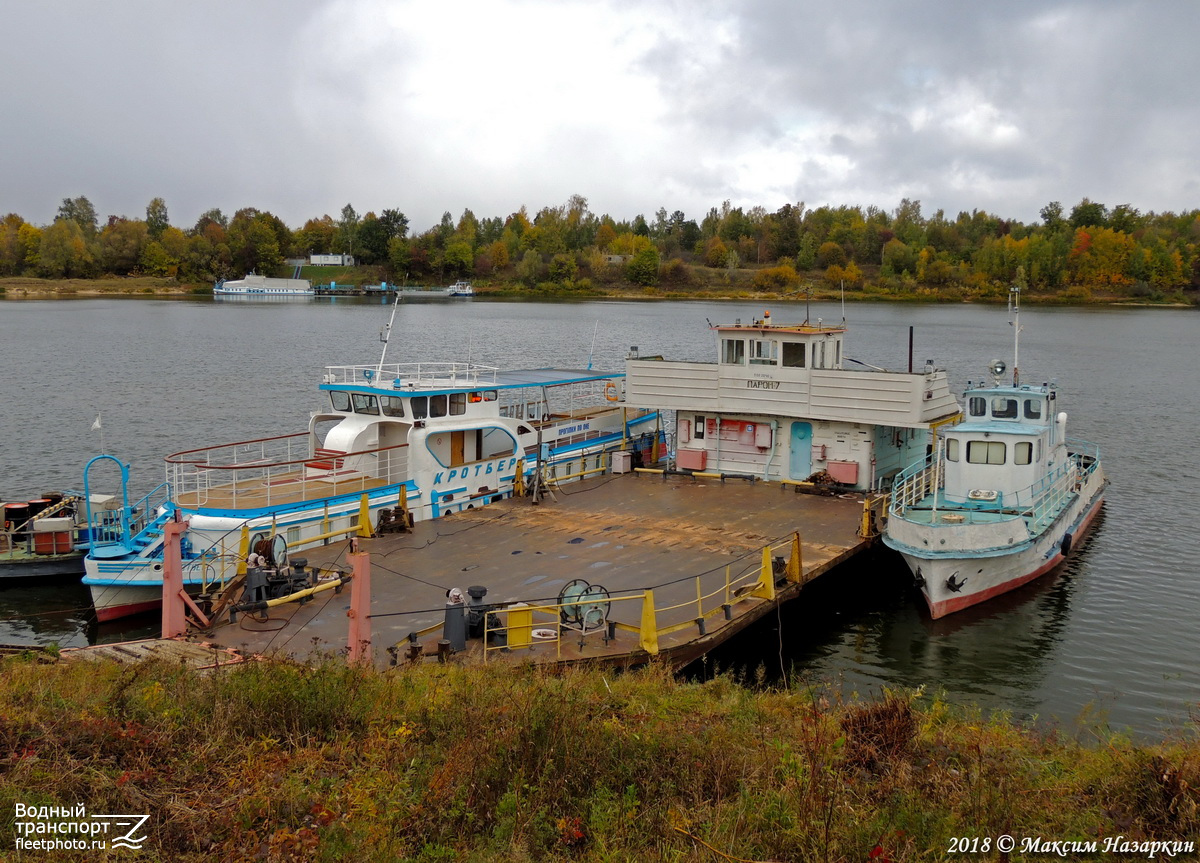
[450,430,466,467]
[789,422,813,480]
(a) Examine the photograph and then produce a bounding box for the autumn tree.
[146,197,170,239]
[516,249,543,286]
[16,223,42,272]
[816,241,846,268]
[56,196,98,237]
[99,218,149,273]
[626,247,659,286]
[595,223,617,251]
[297,216,337,255]
[1039,201,1066,232]
[194,208,229,233]
[703,237,728,268]
[337,204,360,255]
[752,263,799,291]
[356,213,391,264]
[227,209,284,274]
[387,236,411,276]
[1067,227,1135,286]
[37,218,97,278]
[487,240,509,271]
[1069,198,1108,229]
[379,209,409,241]
[0,214,26,275]
[444,240,473,276]
[548,252,578,284]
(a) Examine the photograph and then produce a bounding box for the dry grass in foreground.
[0,657,1197,861]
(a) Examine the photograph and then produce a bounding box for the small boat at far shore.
[884,285,1107,618]
[398,280,475,299]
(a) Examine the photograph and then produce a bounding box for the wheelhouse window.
[411,396,427,419]
[749,339,777,365]
[449,393,466,415]
[430,394,447,417]
[1023,399,1042,419]
[968,397,986,417]
[967,440,1006,465]
[721,338,746,365]
[1014,441,1033,465]
[945,438,959,462]
[380,396,405,417]
[351,393,379,415]
[330,391,351,412]
[991,397,1018,419]
[782,343,806,368]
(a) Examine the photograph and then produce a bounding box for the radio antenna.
[586,320,599,370]
[377,291,401,372]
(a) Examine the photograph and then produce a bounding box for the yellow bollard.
[357,494,373,537]
[750,545,776,600]
[787,532,803,583]
[639,590,659,655]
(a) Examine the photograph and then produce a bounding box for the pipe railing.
[891,440,1103,529]
[473,532,804,661]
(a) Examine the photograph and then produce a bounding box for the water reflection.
[1,298,1196,737]
[692,539,1092,724]
[0,578,157,649]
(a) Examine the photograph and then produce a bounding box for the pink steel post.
[347,550,372,664]
[161,516,190,638]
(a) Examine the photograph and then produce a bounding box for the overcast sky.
[4,0,1198,234]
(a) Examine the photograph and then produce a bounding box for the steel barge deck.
[195,471,876,669]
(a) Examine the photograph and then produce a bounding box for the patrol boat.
[884,287,1107,618]
[82,312,660,621]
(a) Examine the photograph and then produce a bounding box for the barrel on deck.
[4,502,30,543]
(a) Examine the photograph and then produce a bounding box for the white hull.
[889,465,1106,618]
[84,422,656,621]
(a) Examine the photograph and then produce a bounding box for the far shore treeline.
[3,194,1199,303]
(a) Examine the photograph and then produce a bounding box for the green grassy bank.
[3,271,1196,306]
[2,657,1197,861]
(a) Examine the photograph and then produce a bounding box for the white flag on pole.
[91,414,102,431]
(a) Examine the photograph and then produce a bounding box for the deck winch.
[241,556,318,605]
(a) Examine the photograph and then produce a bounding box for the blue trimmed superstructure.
[82,360,661,621]
[885,372,1107,618]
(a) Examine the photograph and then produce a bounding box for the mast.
[1009,284,1022,387]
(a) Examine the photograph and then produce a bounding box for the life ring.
[604,381,619,402]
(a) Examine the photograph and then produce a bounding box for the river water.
[0,295,1196,738]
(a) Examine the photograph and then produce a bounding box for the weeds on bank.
[1,656,1197,861]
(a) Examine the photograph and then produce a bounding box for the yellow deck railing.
[475,531,807,660]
